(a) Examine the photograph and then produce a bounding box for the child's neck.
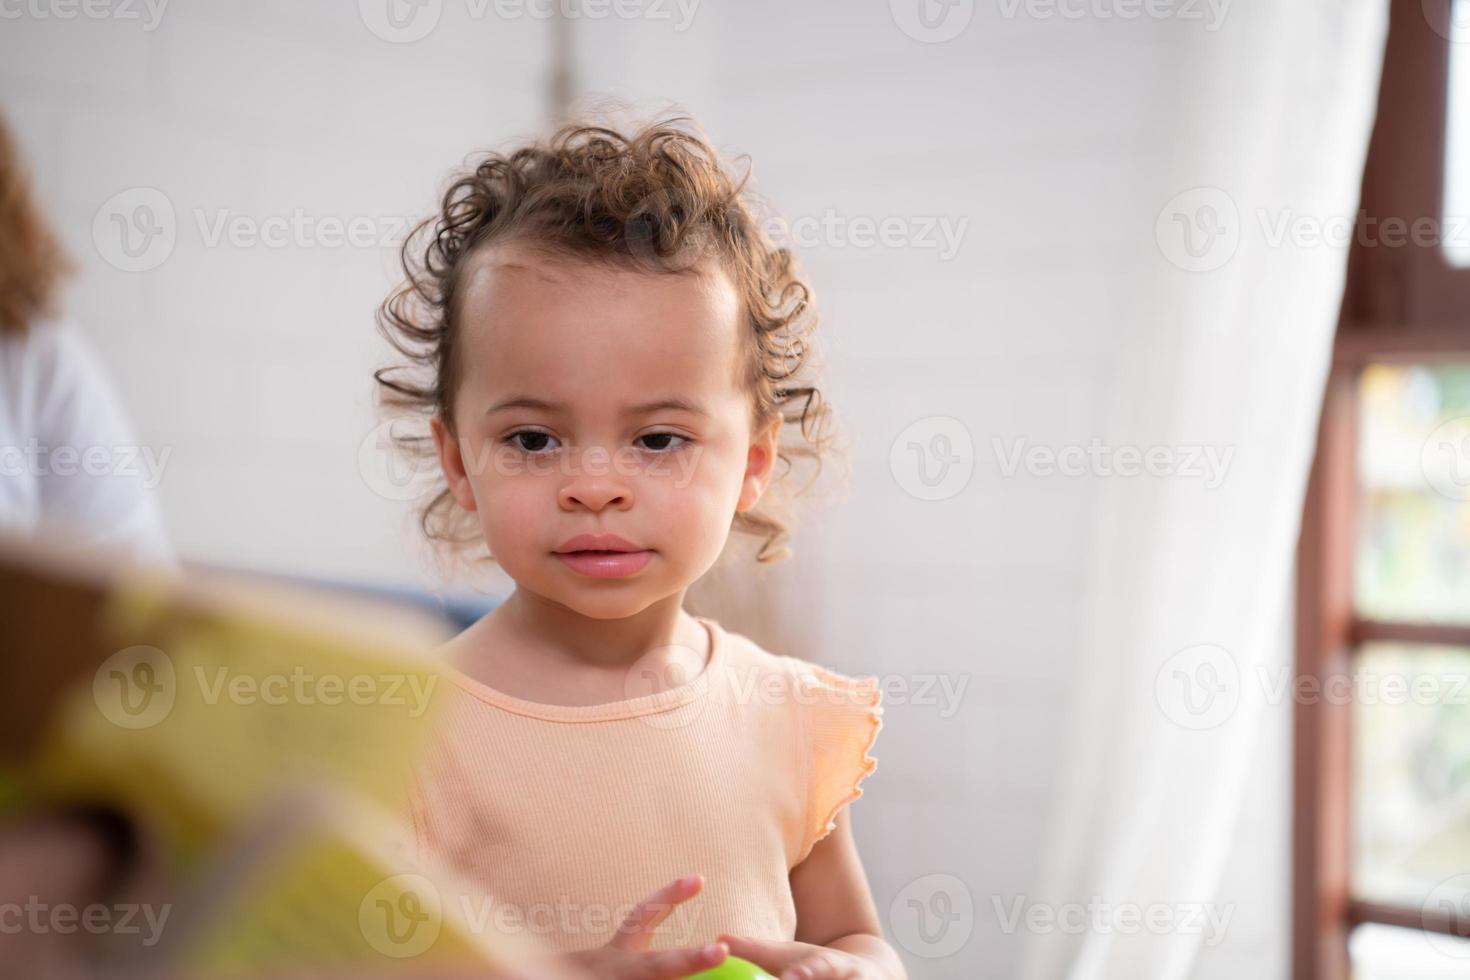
[448,587,712,708]
[496,587,702,671]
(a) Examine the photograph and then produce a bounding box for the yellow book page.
[32,573,453,866]
[176,796,542,976]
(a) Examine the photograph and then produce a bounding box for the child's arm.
[718,809,907,980]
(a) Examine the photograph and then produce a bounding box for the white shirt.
[0,318,176,568]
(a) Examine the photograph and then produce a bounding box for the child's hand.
[715,935,880,980]
[570,874,729,980]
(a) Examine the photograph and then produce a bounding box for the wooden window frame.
[1294,1,1470,978]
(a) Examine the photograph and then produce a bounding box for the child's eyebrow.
[484,395,710,418]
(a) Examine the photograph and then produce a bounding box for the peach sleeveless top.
[402,615,883,955]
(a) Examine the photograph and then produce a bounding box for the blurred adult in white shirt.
[0,113,174,569]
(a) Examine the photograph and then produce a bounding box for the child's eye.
[501,430,688,455]
[505,430,560,454]
[637,432,690,453]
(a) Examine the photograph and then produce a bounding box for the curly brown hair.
[0,114,72,336]
[373,114,840,570]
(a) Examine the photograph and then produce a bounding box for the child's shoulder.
[702,615,884,708]
[702,617,884,864]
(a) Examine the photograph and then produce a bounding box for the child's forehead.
[455,243,746,400]
[460,240,735,301]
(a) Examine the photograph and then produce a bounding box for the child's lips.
[554,532,645,553]
[554,549,655,578]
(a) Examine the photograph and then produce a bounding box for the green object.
[688,954,778,980]
[0,768,33,815]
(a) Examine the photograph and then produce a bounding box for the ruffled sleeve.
[792,661,884,866]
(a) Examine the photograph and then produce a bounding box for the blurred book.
[0,535,548,977]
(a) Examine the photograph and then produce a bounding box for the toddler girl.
[376,115,902,980]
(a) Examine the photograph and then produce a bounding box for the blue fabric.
[238,569,501,635]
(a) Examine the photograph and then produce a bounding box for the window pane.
[1356,364,1470,625]
[1353,644,1470,908]
[1350,923,1470,979]
[1446,0,1470,267]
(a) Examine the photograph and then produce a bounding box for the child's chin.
[548,581,662,620]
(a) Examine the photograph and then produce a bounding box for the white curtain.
[1020,3,1389,979]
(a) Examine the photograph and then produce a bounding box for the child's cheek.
[474,477,545,558]
[651,456,746,563]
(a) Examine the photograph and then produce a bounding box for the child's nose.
[558,448,634,511]
[558,482,632,511]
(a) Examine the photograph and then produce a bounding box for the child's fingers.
[632,941,729,980]
[782,952,854,980]
[716,934,807,975]
[606,875,703,951]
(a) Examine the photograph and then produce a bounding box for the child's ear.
[737,413,782,514]
[430,414,478,513]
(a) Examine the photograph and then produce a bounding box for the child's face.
[430,243,781,618]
